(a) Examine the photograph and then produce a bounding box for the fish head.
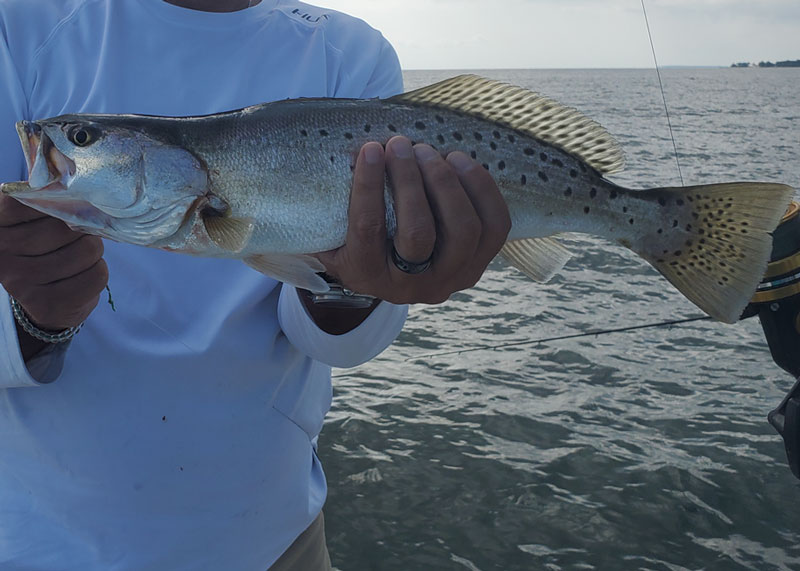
[3,115,210,245]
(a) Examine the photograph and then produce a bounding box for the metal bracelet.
[9,297,82,344]
[309,282,377,309]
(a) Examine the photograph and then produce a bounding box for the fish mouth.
[16,120,76,192]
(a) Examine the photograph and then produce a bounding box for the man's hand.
[0,196,108,359]
[317,136,511,305]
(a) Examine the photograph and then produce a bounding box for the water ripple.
[324,68,800,571]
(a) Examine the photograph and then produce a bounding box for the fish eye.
[67,125,98,147]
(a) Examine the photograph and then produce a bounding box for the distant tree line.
[731,60,800,68]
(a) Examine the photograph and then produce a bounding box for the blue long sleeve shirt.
[0,1,406,568]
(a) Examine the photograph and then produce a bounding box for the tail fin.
[635,182,794,323]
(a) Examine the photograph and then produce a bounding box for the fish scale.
[194,99,630,250]
[0,74,794,323]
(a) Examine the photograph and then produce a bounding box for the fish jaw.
[15,120,76,192]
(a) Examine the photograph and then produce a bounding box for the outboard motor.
[742,201,800,479]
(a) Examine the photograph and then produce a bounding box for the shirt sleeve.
[328,20,403,99]
[277,285,408,368]
[0,25,52,388]
[360,34,403,99]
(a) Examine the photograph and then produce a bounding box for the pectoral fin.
[203,215,254,253]
[244,253,329,292]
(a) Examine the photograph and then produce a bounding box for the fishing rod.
[641,0,684,186]
[410,315,711,360]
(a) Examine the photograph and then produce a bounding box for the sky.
[314,0,800,69]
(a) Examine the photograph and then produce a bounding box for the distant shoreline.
[731,59,800,68]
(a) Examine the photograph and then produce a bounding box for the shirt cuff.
[277,286,407,368]
[0,290,67,387]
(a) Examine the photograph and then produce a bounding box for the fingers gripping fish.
[1,75,794,323]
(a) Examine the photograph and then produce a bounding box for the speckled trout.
[0,75,794,322]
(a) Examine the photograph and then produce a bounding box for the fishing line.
[407,315,711,361]
[641,0,685,186]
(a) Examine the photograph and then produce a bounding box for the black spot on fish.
[658,197,667,206]
[672,220,678,228]
[344,132,353,140]
[564,187,573,197]
[674,250,682,256]
[551,159,564,168]
[590,188,597,198]
[330,155,335,163]
[300,129,308,137]
[415,121,426,130]
[629,218,635,225]
[570,169,578,178]
[657,228,663,234]
[490,142,497,151]
[388,124,397,132]
[470,150,477,159]
[609,189,618,199]
[453,132,463,141]
[622,206,628,213]
[474,132,483,141]
[584,206,590,214]
[498,160,506,170]
[364,124,371,133]
[507,134,516,143]
[493,130,501,139]
[524,148,535,156]
[482,163,490,170]
[435,115,444,123]
[521,174,527,185]
[319,129,329,136]
[540,153,548,162]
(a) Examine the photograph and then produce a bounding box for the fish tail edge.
[635,182,795,323]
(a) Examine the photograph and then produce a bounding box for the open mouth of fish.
[17,121,76,191]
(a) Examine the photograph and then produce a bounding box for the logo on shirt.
[291,8,329,23]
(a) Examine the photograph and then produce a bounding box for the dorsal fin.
[390,74,625,174]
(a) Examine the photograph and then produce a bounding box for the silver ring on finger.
[391,245,433,275]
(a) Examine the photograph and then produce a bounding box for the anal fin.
[500,237,572,282]
[244,253,329,292]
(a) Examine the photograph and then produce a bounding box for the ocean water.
[322,68,800,571]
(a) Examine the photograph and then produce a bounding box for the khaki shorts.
[269,511,332,571]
